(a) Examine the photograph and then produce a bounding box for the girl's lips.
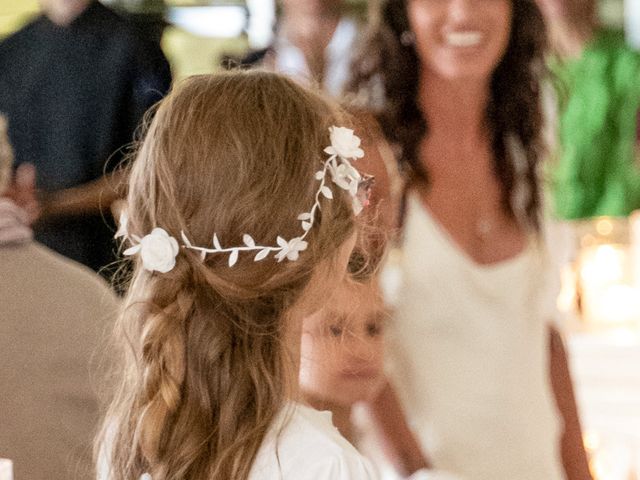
[340,368,381,380]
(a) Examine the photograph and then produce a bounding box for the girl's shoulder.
[250,403,378,480]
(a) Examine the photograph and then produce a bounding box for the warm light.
[596,218,614,236]
[0,459,11,480]
[166,6,247,38]
[579,244,640,325]
[580,245,625,284]
[584,431,600,452]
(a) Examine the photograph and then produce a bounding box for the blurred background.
[1,1,640,479]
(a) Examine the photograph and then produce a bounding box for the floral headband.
[115,126,373,273]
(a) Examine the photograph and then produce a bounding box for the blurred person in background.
[348,0,592,478]
[240,0,359,98]
[299,254,459,480]
[0,114,119,480]
[0,0,171,274]
[538,0,640,219]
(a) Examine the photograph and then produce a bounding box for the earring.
[400,30,415,46]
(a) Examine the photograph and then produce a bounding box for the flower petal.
[243,234,255,247]
[169,237,180,254]
[275,249,287,262]
[151,227,169,237]
[123,244,141,256]
[254,248,270,261]
[228,249,239,267]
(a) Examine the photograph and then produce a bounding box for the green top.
[550,29,640,219]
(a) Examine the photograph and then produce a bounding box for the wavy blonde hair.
[97,71,356,480]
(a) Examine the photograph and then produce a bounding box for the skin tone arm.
[38,168,128,220]
[549,324,594,480]
[367,382,431,476]
[5,164,128,225]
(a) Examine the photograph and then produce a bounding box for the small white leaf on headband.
[320,186,333,199]
[213,233,221,250]
[254,248,270,262]
[315,171,325,180]
[123,244,141,256]
[200,250,207,261]
[302,221,311,231]
[298,212,312,221]
[228,249,239,267]
[243,234,255,247]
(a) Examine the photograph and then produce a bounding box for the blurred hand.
[4,163,41,225]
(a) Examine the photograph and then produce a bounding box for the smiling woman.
[347,0,593,479]
[407,0,513,80]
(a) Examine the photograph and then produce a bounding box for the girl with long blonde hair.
[97,71,377,480]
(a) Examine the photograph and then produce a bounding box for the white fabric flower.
[324,126,364,159]
[124,228,179,273]
[328,162,361,197]
[275,236,308,262]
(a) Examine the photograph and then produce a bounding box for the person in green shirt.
[538,0,640,219]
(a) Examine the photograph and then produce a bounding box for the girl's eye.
[366,321,382,337]
[329,325,343,337]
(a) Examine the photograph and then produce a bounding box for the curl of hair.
[347,0,548,230]
[97,72,356,480]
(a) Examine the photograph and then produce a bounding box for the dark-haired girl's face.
[407,0,512,82]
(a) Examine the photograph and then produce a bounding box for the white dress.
[385,195,565,480]
[98,403,376,480]
[249,402,378,479]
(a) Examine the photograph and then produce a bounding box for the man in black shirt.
[0,0,171,273]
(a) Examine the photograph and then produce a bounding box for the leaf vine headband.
[115,126,374,273]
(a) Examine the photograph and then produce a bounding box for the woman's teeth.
[445,31,483,47]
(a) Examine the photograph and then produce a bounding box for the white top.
[385,195,565,480]
[98,403,376,480]
[273,17,358,98]
[250,403,378,479]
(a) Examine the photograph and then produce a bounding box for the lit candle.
[0,459,12,480]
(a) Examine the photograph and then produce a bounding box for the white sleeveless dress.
[385,194,565,480]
